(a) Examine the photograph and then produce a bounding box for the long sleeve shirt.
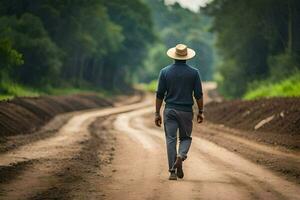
[156,60,203,112]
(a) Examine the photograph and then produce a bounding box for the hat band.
[176,50,187,56]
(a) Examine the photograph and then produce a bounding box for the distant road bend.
[0,83,299,200]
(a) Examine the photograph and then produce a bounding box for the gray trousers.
[163,108,193,172]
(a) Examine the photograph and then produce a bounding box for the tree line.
[0,0,154,93]
[3,0,295,99]
[141,0,216,83]
[204,0,300,98]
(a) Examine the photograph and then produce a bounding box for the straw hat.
[166,44,196,60]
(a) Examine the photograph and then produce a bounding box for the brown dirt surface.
[0,95,151,199]
[29,116,117,200]
[0,93,143,153]
[0,115,116,199]
[0,85,299,199]
[0,94,113,137]
[194,122,300,184]
[205,97,300,149]
[99,102,299,199]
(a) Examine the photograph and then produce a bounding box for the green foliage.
[0,81,40,100]
[42,0,125,88]
[0,13,62,86]
[0,81,117,101]
[101,0,155,89]
[215,59,248,98]
[0,38,23,81]
[244,71,300,99]
[0,38,23,69]
[0,0,155,97]
[204,0,300,98]
[142,0,216,82]
[139,80,158,92]
[139,43,170,82]
[44,85,117,97]
[148,80,158,92]
[268,53,298,80]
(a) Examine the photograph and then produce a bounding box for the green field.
[0,81,115,101]
[244,72,300,100]
[138,80,157,93]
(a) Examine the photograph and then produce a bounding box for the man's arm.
[155,70,166,127]
[195,97,204,123]
[155,98,163,127]
[194,70,204,123]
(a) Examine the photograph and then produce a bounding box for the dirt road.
[0,83,299,199]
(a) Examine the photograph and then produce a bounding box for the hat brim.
[166,47,196,60]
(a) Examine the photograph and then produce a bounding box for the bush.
[0,14,62,86]
[0,81,40,100]
[138,80,157,92]
[244,71,300,99]
[268,53,298,81]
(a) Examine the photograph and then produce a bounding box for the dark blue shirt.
[156,60,203,112]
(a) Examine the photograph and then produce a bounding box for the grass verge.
[244,72,300,100]
[137,80,157,92]
[0,82,116,101]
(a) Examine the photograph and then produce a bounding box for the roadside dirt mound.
[205,97,300,136]
[0,94,112,137]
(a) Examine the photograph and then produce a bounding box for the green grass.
[44,86,115,97]
[0,82,116,101]
[138,80,157,92]
[244,72,300,100]
[0,82,40,100]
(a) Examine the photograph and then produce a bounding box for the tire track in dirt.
[0,99,151,166]
[101,105,300,200]
[194,123,300,184]
[132,110,300,198]
[0,98,152,199]
[192,136,299,194]
[198,124,299,159]
[0,84,299,199]
[29,116,116,200]
[190,140,287,200]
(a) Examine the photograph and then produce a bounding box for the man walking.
[155,44,204,180]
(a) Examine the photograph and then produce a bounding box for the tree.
[143,0,216,81]
[204,0,300,98]
[102,0,155,89]
[0,14,62,86]
[0,38,23,81]
[0,0,155,91]
[141,43,170,82]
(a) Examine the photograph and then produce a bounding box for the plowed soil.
[0,94,112,137]
[0,85,299,199]
[205,98,300,149]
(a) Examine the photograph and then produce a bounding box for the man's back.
[154,44,204,180]
[156,60,202,112]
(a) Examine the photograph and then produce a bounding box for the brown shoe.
[169,171,177,180]
[174,157,184,179]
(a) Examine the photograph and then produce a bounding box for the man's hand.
[155,112,162,127]
[197,112,204,123]
[195,98,204,124]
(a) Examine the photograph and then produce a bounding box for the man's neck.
[174,59,186,64]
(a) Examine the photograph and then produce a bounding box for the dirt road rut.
[0,83,299,200]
